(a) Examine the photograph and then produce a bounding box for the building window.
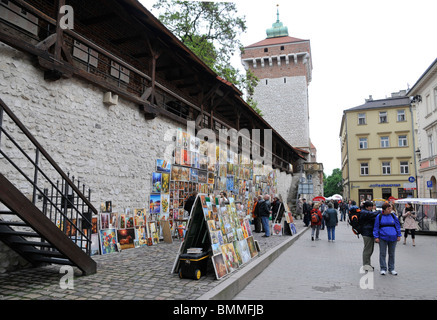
[397,110,406,122]
[359,137,368,149]
[434,87,437,111]
[380,136,389,148]
[428,134,434,156]
[398,135,407,147]
[358,113,366,125]
[264,48,268,52]
[379,111,388,123]
[400,161,409,174]
[426,94,431,115]
[280,46,285,50]
[360,163,369,175]
[382,161,391,175]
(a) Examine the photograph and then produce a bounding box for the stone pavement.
[234,220,437,300]
[0,221,306,300]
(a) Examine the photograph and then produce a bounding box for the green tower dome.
[266,6,289,38]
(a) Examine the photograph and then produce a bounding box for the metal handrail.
[0,98,97,255]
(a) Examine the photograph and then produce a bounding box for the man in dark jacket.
[271,196,284,223]
[259,194,271,237]
[302,198,311,227]
[359,200,379,271]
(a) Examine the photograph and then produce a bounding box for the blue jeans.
[327,226,336,240]
[378,239,397,271]
[261,216,270,237]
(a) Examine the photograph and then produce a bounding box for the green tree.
[152,0,261,115]
[324,168,343,197]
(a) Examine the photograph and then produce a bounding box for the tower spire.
[266,5,288,38]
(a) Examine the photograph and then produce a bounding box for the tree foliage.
[152,0,261,115]
[324,168,343,197]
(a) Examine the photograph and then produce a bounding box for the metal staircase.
[0,97,97,275]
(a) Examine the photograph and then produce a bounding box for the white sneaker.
[390,270,398,275]
[380,270,387,275]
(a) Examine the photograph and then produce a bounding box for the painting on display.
[156,159,171,173]
[117,228,135,250]
[212,253,228,279]
[149,194,161,215]
[99,228,118,255]
[152,172,162,193]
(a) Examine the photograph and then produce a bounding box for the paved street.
[0,224,290,300]
[234,220,437,300]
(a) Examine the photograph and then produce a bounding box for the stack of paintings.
[195,194,258,279]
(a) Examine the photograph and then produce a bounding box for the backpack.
[311,210,320,224]
[348,205,362,237]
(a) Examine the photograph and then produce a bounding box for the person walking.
[259,194,271,237]
[302,198,311,227]
[374,202,402,275]
[252,196,261,233]
[310,203,323,241]
[324,202,338,242]
[358,200,379,271]
[402,202,417,246]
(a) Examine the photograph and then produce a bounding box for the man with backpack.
[310,203,323,241]
[351,200,379,271]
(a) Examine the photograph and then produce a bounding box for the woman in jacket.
[374,202,402,275]
[402,202,417,246]
[310,203,323,241]
[324,202,338,242]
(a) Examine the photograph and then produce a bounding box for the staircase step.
[21,247,65,258]
[10,240,54,248]
[33,256,74,265]
[0,220,28,227]
[0,230,40,237]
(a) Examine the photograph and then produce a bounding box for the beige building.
[340,92,418,203]
[408,58,437,197]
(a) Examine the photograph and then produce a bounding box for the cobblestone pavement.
[234,220,437,300]
[0,222,302,300]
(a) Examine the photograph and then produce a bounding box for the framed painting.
[221,243,239,272]
[212,253,228,279]
[156,159,171,173]
[149,194,161,214]
[152,172,162,193]
[246,236,258,258]
[117,228,135,250]
[99,228,118,255]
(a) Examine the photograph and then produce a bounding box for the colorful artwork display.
[84,127,280,265]
[197,195,259,280]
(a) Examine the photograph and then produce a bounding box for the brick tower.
[241,7,312,152]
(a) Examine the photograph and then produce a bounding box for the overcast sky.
[140,0,437,176]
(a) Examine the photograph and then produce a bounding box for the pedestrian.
[340,201,348,221]
[295,198,303,220]
[374,202,402,275]
[302,198,311,227]
[320,200,327,230]
[259,194,271,237]
[183,191,197,215]
[324,202,338,242]
[359,200,379,271]
[310,203,323,241]
[402,202,417,246]
[252,196,261,233]
[271,195,284,223]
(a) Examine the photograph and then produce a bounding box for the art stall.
[81,128,284,258]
